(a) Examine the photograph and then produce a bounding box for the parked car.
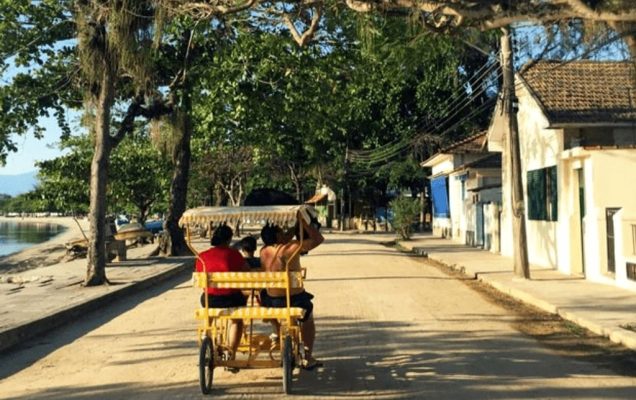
[144,219,164,234]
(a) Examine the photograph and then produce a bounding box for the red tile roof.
[438,131,487,154]
[520,61,636,125]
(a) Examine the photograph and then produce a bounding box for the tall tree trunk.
[163,91,192,256]
[213,185,224,206]
[289,164,302,201]
[85,67,114,286]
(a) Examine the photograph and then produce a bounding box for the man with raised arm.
[259,217,324,370]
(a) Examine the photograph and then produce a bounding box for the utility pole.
[340,145,349,231]
[501,26,530,279]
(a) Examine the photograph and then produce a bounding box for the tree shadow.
[0,270,192,380]
[3,315,636,399]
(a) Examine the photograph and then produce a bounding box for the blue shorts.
[200,292,247,308]
[260,290,314,322]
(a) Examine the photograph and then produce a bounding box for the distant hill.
[0,171,38,197]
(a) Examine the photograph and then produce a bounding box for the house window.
[527,166,558,221]
[455,173,468,201]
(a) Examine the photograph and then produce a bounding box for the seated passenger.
[259,218,324,370]
[195,225,249,366]
[236,236,261,270]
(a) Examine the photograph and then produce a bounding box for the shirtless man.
[259,217,324,370]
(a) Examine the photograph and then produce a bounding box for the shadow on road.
[3,314,636,399]
[0,270,192,381]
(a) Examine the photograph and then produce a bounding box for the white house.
[422,132,502,252]
[488,61,636,290]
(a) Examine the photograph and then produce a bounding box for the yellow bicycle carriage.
[179,205,317,395]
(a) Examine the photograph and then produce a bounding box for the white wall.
[586,149,636,287]
[430,157,453,176]
[448,171,466,242]
[432,217,451,237]
[500,83,561,268]
[429,153,502,246]
[485,202,501,253]
[495,78,636,290]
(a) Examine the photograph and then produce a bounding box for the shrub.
[389,196,419,240]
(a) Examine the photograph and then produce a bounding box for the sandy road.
[1,233,635,399]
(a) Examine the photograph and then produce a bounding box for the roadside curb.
[423,252,636,351]
[0,258,192,354]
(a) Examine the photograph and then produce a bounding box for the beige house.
[422,132,502,251]
[488,61,636,290]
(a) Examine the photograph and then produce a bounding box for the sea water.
[0,221,66,257]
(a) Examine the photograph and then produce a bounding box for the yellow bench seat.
[195,306,305,320]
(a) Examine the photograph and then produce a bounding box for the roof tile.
[520,61,636,125]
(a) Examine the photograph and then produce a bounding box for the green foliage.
[390,196,420,240]
[36,136,91,214]
[35,132,170,219]
[109,131,171,222]
[0,189,50,214]
[0,0,78,164]
[187,10,495,210]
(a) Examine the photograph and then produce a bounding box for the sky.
[0,116,70,175]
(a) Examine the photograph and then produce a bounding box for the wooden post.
[501,26,530,279]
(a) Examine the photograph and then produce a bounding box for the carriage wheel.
[199,336,214,395]
[282,335,293,394]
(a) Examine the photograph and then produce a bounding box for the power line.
[349,57,501,159]
[348,97,497,177]
[348,26,628,172]
[349,67,502,164]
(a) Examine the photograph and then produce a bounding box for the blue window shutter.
[431,176,450,218]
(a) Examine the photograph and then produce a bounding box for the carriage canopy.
[178,205,316,228]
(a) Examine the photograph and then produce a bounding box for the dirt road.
[1,233,635,399]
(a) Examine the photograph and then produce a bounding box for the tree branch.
[170,0,261,18]
[283,5,322,47]
[166,1,636,45]
[111,96,143,148]
[111,95,173,148]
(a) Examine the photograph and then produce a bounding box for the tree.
[169,2,636,69]
[193,145,254,207]
[73,1,173,285]
[189,25,340,202]
[3,0,635,287]
[36,137,92,215]
[36,132,170,221]
[151,19,230,256]
[0,1,174,285]
[390,196,420,240]
[172,1,636,32]
[0,0,78,164]
[109,132,171,223]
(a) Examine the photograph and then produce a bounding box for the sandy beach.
[0,216,90,274]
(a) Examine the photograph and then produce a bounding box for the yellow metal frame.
[188,208,308,371]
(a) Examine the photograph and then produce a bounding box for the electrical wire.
[348,67,502,164]
[348,97,497,177]
[348,25,629,173]
[349,58,501,159]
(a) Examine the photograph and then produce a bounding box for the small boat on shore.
[114,223,154,242]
